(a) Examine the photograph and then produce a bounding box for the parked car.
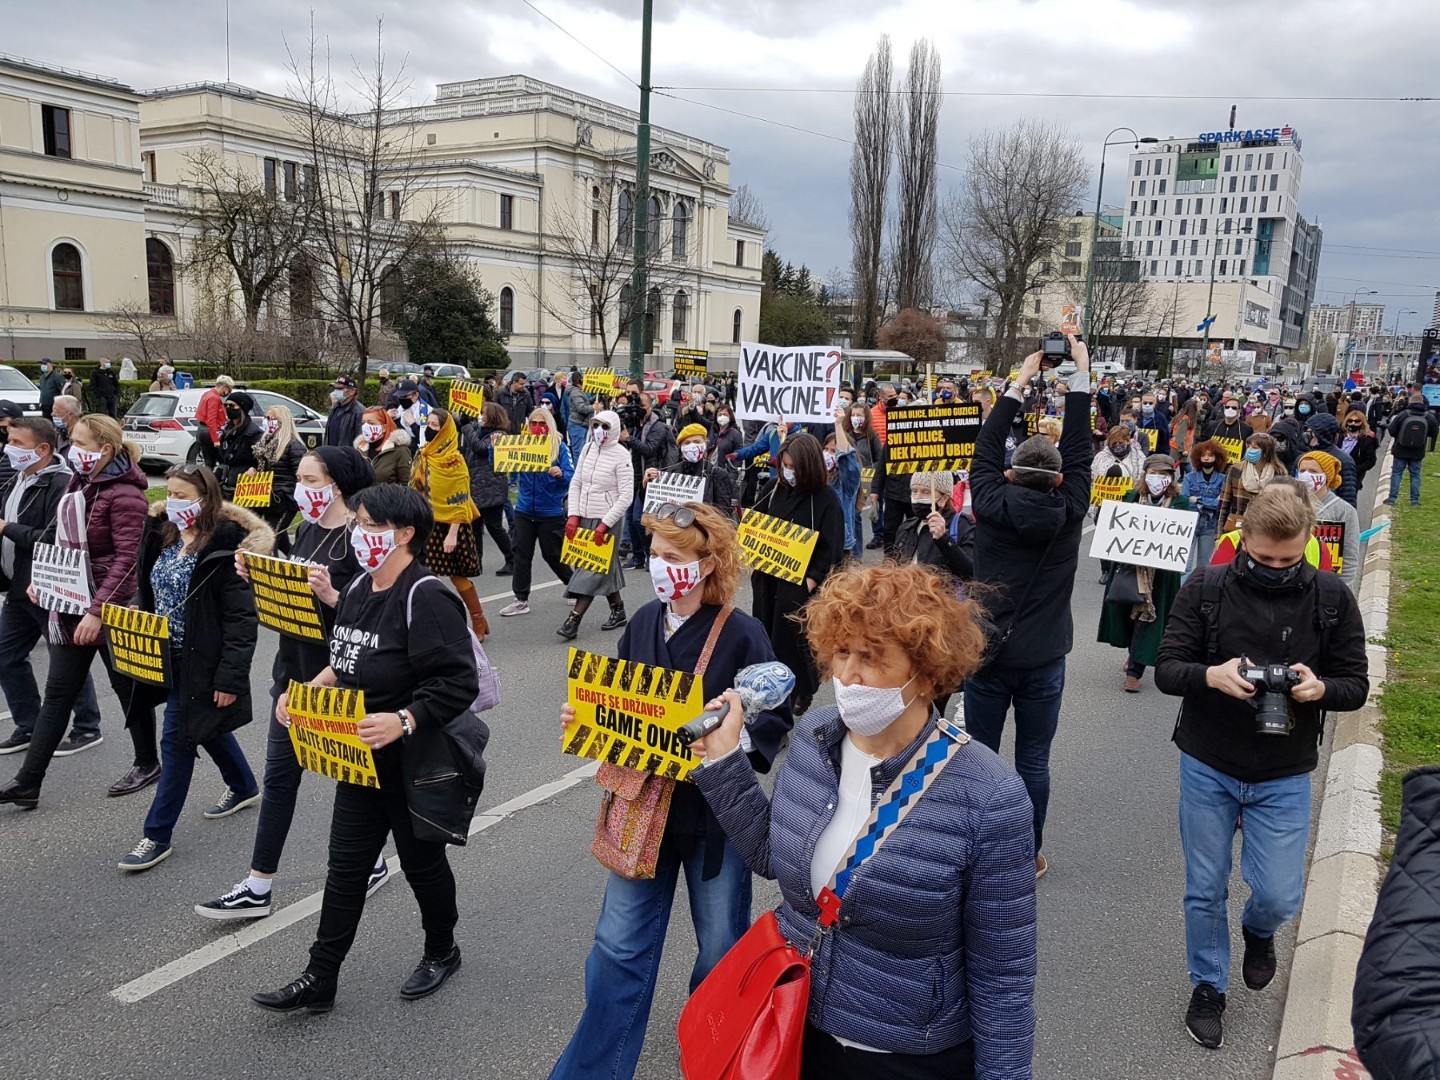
[122,388,325,468]
[425,363,472,380]
[0,365,43,414]
[365,359,423,376]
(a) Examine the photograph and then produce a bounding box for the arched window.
[51,243,84,311]
[499,286,515,334]
[618,190,634,243]
[378,267,403,327]
[672,202,689,260]
[146,239,175,316]
[645,287,661,354]
[732,308,743,344]
[672,290,689,342]
[646,195,662,254]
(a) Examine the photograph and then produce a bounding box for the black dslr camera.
[615,392,646,430]
[1240,662,1303,736]
[1039,331,1072,369]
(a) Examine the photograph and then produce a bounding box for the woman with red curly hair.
[690,563,1037,1079]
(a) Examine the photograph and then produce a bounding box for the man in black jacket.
[621,392,674,568]
[1156,482,1368,1051]
[495,372,533,435]
[0,418,103,755]
[324,375,365,449]
[964,335,1093,880]
[90,358,120,417]
[893,470,974,582]
[1385,393,1440,506]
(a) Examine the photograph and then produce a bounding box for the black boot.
[601,602,628,631]
[252,971,337,1014]
[400,945,462,1000]
[0,779,40,810]
[556,611,582,641]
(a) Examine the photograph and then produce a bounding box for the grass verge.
[1377,467,1440,832]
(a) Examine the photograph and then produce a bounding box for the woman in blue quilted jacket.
[691,562,1038,1079]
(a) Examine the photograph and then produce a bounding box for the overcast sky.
[6,0,1438,332]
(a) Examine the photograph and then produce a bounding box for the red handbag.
[676,911,809,1080]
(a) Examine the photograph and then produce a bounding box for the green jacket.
[1096,489,1191,667]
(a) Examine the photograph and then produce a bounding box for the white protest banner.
[737,342,843,425]
[1088,501,1198,574]
[643,472,706,515]
[31,543,92,615]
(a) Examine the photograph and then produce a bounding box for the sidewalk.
[1271,454,1394,1080]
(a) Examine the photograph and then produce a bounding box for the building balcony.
[143,181,185,206]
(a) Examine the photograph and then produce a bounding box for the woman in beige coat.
[559,410,633,640]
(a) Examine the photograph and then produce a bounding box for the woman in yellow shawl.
[411,408,488,640]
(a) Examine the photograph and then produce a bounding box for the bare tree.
[939,119,1086,372]
[178,148,317,334]
[525,163,690,365]
[848,37,894,350]
[97,299,177,366]
[892,39,941,311]
[729,184,770,233]
[287,20,446,369]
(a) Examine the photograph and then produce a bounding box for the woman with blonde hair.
[498,407,574,618]
[1339,409,1379,492]
[552,501,791,1080]
[411,408,487,641]
[688,562,1036,1078]
[0,414,159,806]
[250,405,307,554]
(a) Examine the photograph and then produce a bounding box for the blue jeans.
[1182,523,1217,584]
[0,597,100,737]
[1389,457,1422,504]
[848,503,865,559]
[549,838,752,1080]
[568,422,590,463]
[143,687,257,846]
[964,658,1064,852]
[1178,752,1311,993]
[625,496,648,564]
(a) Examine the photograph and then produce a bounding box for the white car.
[0,365,43,414]
[425,363,472,380]
[123,388,326,468]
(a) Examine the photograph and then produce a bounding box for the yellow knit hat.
[677,423,708,445]
[1300,451,1342,490]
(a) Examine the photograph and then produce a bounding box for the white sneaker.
[499,600,530,617]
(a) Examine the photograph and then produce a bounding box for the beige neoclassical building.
[0,55,764,369]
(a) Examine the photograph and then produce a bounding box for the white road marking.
[479,578,564,605]
[109,760,600,1004]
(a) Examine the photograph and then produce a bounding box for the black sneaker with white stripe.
[195,882,273,921]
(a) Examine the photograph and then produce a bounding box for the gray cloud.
[4,0,1437,330]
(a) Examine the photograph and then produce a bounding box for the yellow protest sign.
[492,434,552,472]
[860,466,875,490]
[1136,428,1159,453]
[286,681,378,788]
[1213,436,1244,462]
[233,471,274,508]
[447,380,486,418]
[1090,475,1132,506]
[102,603,172,687]
[738,509,819,585]
[562,648,704,780]
[583,368,626,396]
[241,552,326,641]
[562,527,616,574]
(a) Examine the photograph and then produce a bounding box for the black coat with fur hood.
[135,501,274,746]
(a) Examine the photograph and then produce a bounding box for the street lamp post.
[1340,288,1378,377]
[1201,224,1251,368]
[1082,128,1158,343]
[1385,307,1417,376]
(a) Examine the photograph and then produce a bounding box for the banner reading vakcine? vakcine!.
[736,342,843,425]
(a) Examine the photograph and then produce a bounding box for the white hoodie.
[568,410,634,528]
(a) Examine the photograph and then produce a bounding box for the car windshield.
[126,395,178,418]
[0,369,36,391]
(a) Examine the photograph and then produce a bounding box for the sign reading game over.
[1088,501,1199,574]
[563,648,703,781]
[881,403,983,474]
[737,342,843,425]
[673,349,708,379]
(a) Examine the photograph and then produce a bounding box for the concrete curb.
[1271,447,1394,1080]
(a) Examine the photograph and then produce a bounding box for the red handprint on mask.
[665,563,696,599]
[174,507,198,530]
[303,488,331,520]
[359,532,390,569]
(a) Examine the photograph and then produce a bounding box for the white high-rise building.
[1309,304,1386,338]
[1430,290,1440,330]
[1122,124,1319,354]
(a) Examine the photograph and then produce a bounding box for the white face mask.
[1145,473,1171,496]
[590,426,609,446]
[263,418,281,436]
[68,446,103,476]
[351,526,397,573]
[361,423,384,443]
[823,451,836,470]
[649,555,704,602]
[295,482,337,522]
[166,497,201,531]
[781,466,796,485]
[717,414,730,428]
[1301,471,1328,493]
[681,442,705,463]
[850,416,864,431]
[1224,407,1239,420]
[4,444,41,472]
[833,674,917,737]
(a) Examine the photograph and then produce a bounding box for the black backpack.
[1395,413,1430,453]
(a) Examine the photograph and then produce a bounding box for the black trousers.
[306,753,457,979]
[14,638,158,790]
[471,504,513,569]
[511,512,572,601]
[249,683,303,875]
[801,1024,975,1080]
[881,496,913,557]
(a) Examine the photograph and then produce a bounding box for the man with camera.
[617,390,673,568]
[1155,481,1368,1050]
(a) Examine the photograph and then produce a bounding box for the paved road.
[2,498,1377,1080]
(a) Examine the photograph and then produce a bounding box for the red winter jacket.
[195,388,228,434]
[64,459,149,617]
